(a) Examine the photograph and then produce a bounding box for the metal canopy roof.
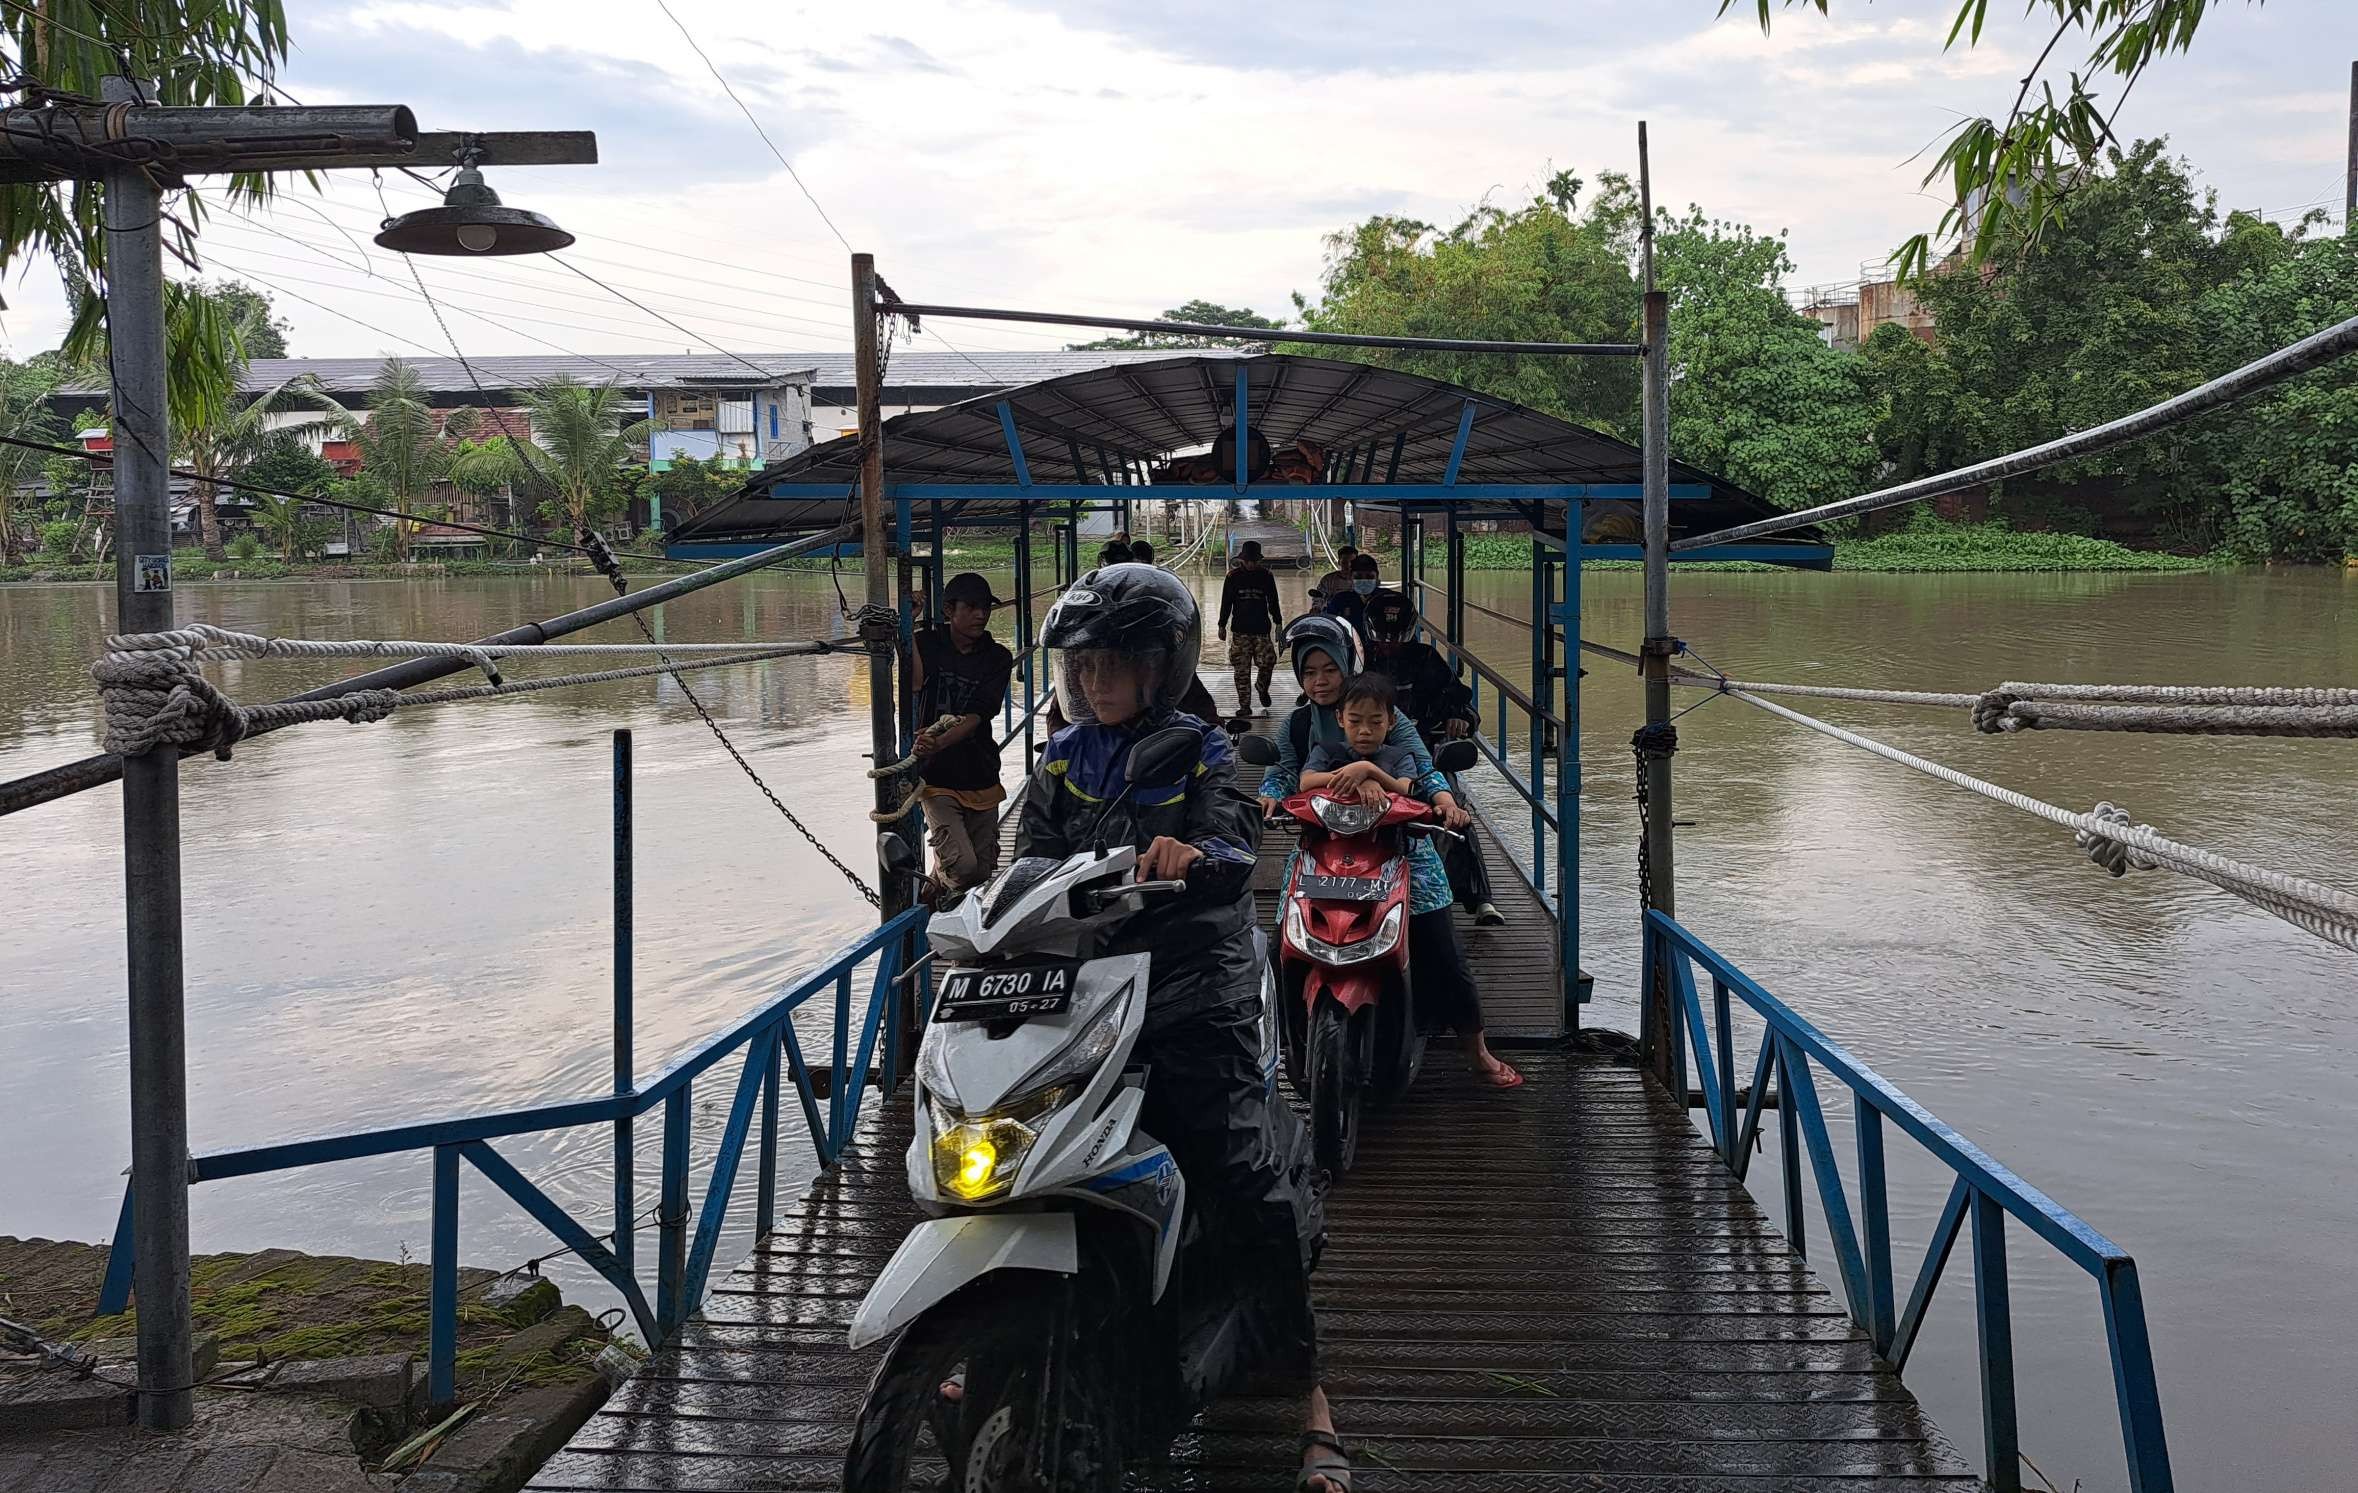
[670,353,1821,554]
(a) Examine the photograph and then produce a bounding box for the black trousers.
[1135,995,1325,1392]
[1409,907,1484,1035]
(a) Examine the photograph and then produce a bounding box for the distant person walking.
[1217,539,1284,714]
[910,572,1015,901]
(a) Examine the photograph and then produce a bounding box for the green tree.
[0,360,62,566]
[240,435,337,562]
[1295,171,1639,433]
[648,453,740,528]
[0,4,293,371]
[353,358,457,561]
[1648,203,1882,511]
[1731,1,2263,278]
[450,379,650,536]
[175,284,350,559]
[194,279,293,359]
[1070,300,1286,350]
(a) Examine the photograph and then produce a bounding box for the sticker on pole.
[133,554,171,593]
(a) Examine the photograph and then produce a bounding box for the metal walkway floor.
[526,1052,1974,1491]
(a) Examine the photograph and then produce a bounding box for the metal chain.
[582,529,882,909]
[1630,721,1678,915]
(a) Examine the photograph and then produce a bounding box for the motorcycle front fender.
[1306,965,1385,1016]
[847,1212,1078,1350]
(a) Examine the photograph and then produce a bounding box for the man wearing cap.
[1217,538,1284,714]
[910,572,1016,899]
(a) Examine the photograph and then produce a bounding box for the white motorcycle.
[844,725,1283,1492]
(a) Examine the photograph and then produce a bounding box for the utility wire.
[652,0,853,253]
[549,254,820,379]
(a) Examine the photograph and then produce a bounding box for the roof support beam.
[995,401,1033,487]
[1442,400,1478,486]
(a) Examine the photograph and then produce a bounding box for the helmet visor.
[1053,646,1171,727]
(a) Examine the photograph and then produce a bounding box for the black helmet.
[1366,587,1415,643]
[1284,612,1362,688]
[1041,563,1203,725]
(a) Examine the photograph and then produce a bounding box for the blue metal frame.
[1644,910,2173,1493]
[97,904,928,1407]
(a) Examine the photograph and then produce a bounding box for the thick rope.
[1725,688,2358,954]
[1982,700,2358,738]
[1625,650,2358,737]
[113,622,846,667]
[93,639,824,760]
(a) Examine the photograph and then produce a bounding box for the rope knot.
[2076,800,2161,878]
[1972,690,2021,733]
[90,641,250,760]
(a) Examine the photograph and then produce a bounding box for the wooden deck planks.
[526,1051,1975,1493]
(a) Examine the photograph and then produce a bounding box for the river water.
[3,565,2352,1489]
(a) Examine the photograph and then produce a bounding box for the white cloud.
[3,0,2349,361]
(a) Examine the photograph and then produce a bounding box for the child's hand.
[1357,781,1389,811]
[1328,759,1376,787]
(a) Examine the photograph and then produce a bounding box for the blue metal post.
[1559,530,1580,1022]
[1441,400,1476,487]
[429,1144,458,1407]
[831,972,852,1140]
[756,1030,781,1238]
[1233,367,1249,492]
[1778,1045,1805,1256]
[1972,1190,2023,1491]
[657,1085,689,1336]
[1712,978,1735,1165]
[2101,1261,2175,1493]
[1858,1099,1896,1352]
[1385,431,1406,484]
[612,730,634,1278]
[995,402,1033,487]
[1528,545,1545,897]
[1015,519,1036,769]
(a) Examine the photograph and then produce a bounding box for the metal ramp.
[526,1063,1974,1491]
[1224,518,1315,568]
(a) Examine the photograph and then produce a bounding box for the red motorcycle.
[1240,736,1477,1174]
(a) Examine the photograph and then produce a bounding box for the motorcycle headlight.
[1008,979,1132,1099]
[928,1085,1068,1202]
[1288,900,1404,965]
[1312,796,1383,836]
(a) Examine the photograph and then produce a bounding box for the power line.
[653,0,854,253]
[548,254,796,383]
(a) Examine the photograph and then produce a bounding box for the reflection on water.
[3,566,2354,1490]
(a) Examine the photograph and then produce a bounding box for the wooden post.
[1638,121,1679,1089]
[854,253,908,920]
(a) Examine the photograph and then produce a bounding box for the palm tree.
[353,358,455,561]
[247,491,311,562]
[178,363,352,561]
[0,366,62,567]
[452,378,650,539]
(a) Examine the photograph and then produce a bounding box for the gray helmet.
[1284,612,1362,686]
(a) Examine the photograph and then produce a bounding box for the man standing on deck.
[910,572,1015,902]
[1218,539,1284,714]
[1311,543,1357,608]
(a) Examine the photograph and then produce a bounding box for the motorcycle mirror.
[1433,739,1479,773]
[876,832,921,878]
[1236,734,1279,767]
[1125,725,1202,785]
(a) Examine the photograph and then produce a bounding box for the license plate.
[935,961,1080,1022]
[1297,871,1389,902]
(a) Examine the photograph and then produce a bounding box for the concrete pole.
[853,253,908,920]
[103,75,194,1432]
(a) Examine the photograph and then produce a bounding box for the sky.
[4,0,2354,363]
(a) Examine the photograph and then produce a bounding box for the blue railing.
[96,901,927,1407]
[1644,910,2171,1493]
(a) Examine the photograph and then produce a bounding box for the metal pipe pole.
[611,729,634,1278]
[104,75,193,1432]
[854,253,908,920]
[2347,61,2356,232]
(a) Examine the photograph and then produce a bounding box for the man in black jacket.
[1216,539,1284,714]
[1021,564,1347,1491]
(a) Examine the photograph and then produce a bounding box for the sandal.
[1297,1428,1354,1491]
[1480,1059,1525,1089]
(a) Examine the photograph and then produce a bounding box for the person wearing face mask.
[1321,551,1383,642]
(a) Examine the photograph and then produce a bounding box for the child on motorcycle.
[1299,673,1522,1090]
[1018,562,1355,1492]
